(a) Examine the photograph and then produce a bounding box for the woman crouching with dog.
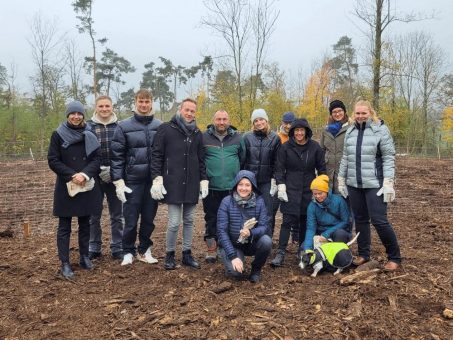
[217,170,272,283]
[48,101,102,279]
[337,99,401,271]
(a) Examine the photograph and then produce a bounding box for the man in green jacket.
[202,110,242,263]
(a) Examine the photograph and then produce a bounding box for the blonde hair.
[95,95,112,103]
[354,99,379,123]
[252,121,272,135]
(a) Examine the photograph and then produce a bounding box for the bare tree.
[202,0,251,120]
[353,0,431,111]
[65,39,86,101]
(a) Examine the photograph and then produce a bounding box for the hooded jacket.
[202,124,242,191]
[338,119,395,188]
[275,118,326,215]
[217,170,269,260]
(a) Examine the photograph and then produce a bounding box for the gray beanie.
[251,108,268,123]
[65,100,85,117]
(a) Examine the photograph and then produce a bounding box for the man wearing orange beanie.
[301,175,352,252]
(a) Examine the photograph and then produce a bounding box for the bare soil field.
[0,157,452,339]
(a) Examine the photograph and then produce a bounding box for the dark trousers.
[219,234,272,277]
[57,216,90,263]
[278,213,307,251]
[89,181,124,254]
[122,181,158,255]
[257,182,275,235]
[202,189,230,241]
[348,186,401,263]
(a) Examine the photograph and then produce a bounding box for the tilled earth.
[0,157,452,339]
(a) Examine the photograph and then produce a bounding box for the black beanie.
[329,100,346,115]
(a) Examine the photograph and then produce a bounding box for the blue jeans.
[219,234,272,278]
[348,186,401,263]
[89,181,124,254]
[122,181,158,255]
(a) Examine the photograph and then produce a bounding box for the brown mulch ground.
[0,157,452,339]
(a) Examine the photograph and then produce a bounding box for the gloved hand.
[277,184,288,202]
[238,218,257,243]
[150,176,167,200]
[113,179,132,203]
[99,165,111,183]
[376,178,395,202]
[270,178,277,197]
[199,180,209,199]
[337,176,348,199]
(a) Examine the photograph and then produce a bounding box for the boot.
[79,255,94,270]
[205,238,217,263]
[182,250,201,269]
[61,262,74,278]
[164,251,176,270]
[270,250,285,268]
[249,266,261,283]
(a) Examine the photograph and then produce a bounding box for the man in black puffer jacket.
[110,89,162,266]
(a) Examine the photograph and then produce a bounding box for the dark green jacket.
[202,125,242,191]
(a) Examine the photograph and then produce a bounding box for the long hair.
[354,99,379,123]
[252,121,272,135]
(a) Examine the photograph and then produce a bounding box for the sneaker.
[121,253,134,266]
[205,238,218,263]
[88,251,101,260]
[137,247,158,264]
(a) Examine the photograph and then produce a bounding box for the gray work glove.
[377,178,395,202]
[337,177,348,199]
[238,218,258,244]
[113,179,132,203]
[270,178,277,197]
[99,165,111,183]
[199,180,209,199]
[277,184,288,202]
[150,176,167,200]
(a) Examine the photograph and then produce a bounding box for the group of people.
[48,89,402,282]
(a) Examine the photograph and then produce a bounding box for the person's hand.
[150,176,167,200]
[99,166,111,183]
[199,180,209,199]
[377,178,395,202]
[113,179,132,203]
[231,258,243,273]
[337,177,348,199]
[72,173,86,185]
[239,228,251,239]
[277,184,288,202]
[270,178,277,197]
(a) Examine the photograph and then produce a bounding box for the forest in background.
[1,0,452,158]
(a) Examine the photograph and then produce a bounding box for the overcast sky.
[1,0,452,99]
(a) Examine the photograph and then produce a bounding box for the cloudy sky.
[1,0,452,98]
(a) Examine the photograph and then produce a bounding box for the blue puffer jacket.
[338,119,395,188]
[217,170,270,260]
[110,112,162,184]
[303,192,350,250]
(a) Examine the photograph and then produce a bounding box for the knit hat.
[329,100,346,115]
[310,174,329,192]
[65,101,85,117]
[282,111,295,123]
[251,108,268,123]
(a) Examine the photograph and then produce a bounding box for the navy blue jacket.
[217,170,269,260]
[110,113,162,184]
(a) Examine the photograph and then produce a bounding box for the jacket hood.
[289,118,313,139]
[232,170,261,195]
[91,111,118,125]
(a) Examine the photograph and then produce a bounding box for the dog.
[299,233,360,277]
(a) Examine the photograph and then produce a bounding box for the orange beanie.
[310,175,329,193]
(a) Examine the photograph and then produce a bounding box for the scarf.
[233,191,257,209]
[56,122,100,157]
[326,121,342,136]
[176,113,196,136]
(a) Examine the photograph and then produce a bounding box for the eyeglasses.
[331,109,344,115]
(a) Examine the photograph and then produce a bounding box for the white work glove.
[99,165,111,183]
[277,184,288,202]
[376,178,395,203]
[238,218,258,244]
[337,177,348,199]
[270,178,277,197]
[113,179,132,203]
[150,176,167,200]
[199,180,209,199]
